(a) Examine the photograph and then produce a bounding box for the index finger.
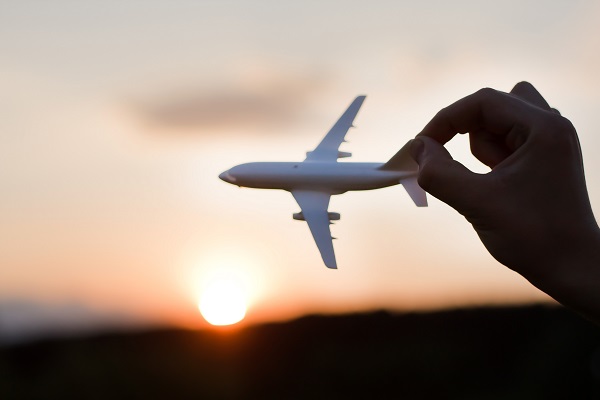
[509,81,552,111]
[418,87,546,145]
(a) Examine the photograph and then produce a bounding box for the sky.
[2,0,600,341]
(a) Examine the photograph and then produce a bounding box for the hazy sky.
[2,0,600,340]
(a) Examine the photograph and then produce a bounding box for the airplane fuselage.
[220,162,416,194]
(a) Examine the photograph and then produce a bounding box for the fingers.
[412,82,573,209]
[417,88,543,145]
[468,129,512,168]
[509,81,552,111]
[410,136,485,212]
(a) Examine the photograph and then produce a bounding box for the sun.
[199,277,247,326]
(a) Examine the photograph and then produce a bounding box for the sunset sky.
[3,0,600,341]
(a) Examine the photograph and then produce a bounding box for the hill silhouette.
[1,305,599,399]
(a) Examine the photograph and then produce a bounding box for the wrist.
[530,225,600,323]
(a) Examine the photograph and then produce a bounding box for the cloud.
[131,69,332,134]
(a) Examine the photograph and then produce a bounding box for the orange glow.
[199,277,247,326]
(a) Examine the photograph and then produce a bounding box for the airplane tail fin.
[379,141,427,207]
[379,140,416,172]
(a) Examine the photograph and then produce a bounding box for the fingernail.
[409,138,424,163]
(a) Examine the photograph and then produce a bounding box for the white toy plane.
[219,96,427,269]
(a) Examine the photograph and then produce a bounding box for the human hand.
[411,82,600,318]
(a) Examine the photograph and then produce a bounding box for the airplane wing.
[304,95,366,162]
[291,190,337,269]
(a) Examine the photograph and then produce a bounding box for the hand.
[411,82,600,321]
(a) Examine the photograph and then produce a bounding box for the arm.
[410,82,600,323]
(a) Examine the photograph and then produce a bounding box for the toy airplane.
[219,96,427,269]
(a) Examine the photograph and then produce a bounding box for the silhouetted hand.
[411,82,600,322]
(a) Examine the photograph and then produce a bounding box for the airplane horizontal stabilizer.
[401,176,427,207]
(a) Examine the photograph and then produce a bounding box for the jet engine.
[293,212,303,220]
[293,212,340,221]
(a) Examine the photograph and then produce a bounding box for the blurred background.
[4,1,600,398]
[1,0,600,343]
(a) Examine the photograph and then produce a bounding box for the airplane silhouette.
[219,96,427,269]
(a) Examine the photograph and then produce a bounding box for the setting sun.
[199,278,247,326]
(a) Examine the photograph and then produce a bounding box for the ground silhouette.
[1,305,599,399]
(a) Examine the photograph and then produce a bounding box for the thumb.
[410,136,486,212]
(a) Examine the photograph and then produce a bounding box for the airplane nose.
[219,171,236,183]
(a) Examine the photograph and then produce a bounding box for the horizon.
[0,302,565,346]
